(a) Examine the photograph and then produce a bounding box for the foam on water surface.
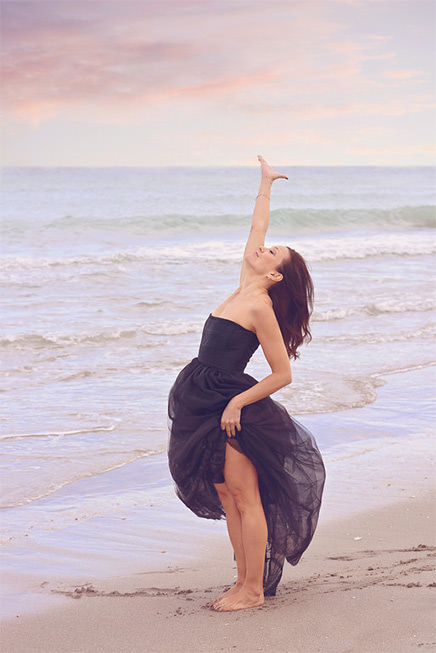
[1,165,435,585]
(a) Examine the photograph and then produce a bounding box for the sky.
[2,0,435,166]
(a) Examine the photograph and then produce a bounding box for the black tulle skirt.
[168,354,326,596]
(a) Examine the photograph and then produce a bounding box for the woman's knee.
[228,484,261,514]
[214,482,234,509]
[215,482,258,515]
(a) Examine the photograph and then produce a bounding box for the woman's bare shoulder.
[249,297,277,328]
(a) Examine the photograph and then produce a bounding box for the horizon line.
[3,163,435,170]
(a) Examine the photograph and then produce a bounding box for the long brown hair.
[268,247,314,359]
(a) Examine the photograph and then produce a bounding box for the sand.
[1,491,435,653]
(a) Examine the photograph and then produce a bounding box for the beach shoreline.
[2,490,435,653]
[1,366,435,630]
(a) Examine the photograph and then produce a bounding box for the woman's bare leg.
[211,482,246,604]
[213,444,267,611]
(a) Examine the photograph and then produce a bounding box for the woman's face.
[246,245,289,275]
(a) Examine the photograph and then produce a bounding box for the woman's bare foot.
[258,155,288,182]
[213,587,264,612]
[205,582,243,608]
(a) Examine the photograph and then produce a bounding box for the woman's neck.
[239,271,272,295]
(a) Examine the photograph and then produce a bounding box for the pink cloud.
[368,34,392,41]
[239,97,436,120]
[2,0,349,124]
[320,100,436,117]
[382,69,428,80]
[352,145,436,156]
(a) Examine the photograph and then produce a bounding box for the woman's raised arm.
[240,156,287,284]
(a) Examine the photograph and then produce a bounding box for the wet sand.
[2,490,435,653]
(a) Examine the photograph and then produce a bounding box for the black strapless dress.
[168,314,325,596]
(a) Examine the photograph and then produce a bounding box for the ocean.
[1,165,435,591]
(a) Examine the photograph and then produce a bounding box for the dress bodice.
[197,314,259,374]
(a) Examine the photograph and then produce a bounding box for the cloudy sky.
[2,0,435,166]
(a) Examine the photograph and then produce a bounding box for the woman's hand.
[220,399,242,438]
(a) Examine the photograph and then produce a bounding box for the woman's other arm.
[220,304,292,437]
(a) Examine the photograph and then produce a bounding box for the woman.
[168,156,325,612]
